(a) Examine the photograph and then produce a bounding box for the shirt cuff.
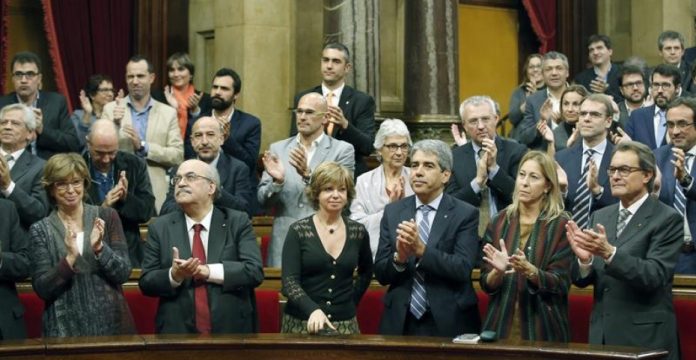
[1,181,15,197]
[488,165,500,179]
[578,256,593,278]
[207,263,224,284]
[470,178,482,194]
[604,246,617,264]
[592,187,604,200]
[169,267,183,288]
[137,142,149,157]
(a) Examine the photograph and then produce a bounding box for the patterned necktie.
[477,149,490,237]
[657,111,667,146]
[572,149,596,229]
[325,92,335,135]
[616,209,631,237]
[674,154,693,217]
[410,205,433,319]
[192,224,211,334]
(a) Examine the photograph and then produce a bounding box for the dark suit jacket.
[655,144,696,274]
[151,89,213,160]
[374,194,481,337]
[625,105,666,150]
[571,196,682,360]
[290,85,376,177]
[573,63,623,101]
[519,89,551,150]
[555,141,617,214]
[6,150,48,229]
[139,207,264,334]
[0,91,80,159]
[447,137,527,210]
[0,199,30,339]
[83,151,156,267]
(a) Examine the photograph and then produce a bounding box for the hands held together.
[482,239,537,278]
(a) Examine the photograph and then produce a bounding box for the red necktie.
[192,224,211,334]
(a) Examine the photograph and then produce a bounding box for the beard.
[211,96,233,111]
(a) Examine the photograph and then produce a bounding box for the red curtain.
[0,0,8,94]
[522,0,557,53]
[41,0,134,112]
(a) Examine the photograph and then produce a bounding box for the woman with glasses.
[509,54,545,141]
[281,162,373,334]
[29,153,135,337]
[350,119,413,259]
[70,74,115,152]
[480,151,572,341]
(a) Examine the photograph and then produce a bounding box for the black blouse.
[281,215,373,321]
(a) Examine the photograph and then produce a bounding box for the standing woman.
[282,162,373,334]
[509,54,545,141]
[350,119,413,259]
[537,85,589,156]
[70,74,115,152]
[480,151,572,341]
[29,153,135,337]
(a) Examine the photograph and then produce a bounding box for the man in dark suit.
[198,68,261,183]
[655,97,696,274]
[160,116,254,217]
[615,65,648,128]
[139,159,263,334]
[574,34,623,101]
[375,139,480,337]
[556,94,618,229]
[0,199,31,340]
[0,52,80,159]
[447,95,526,236]
[567,141,682,360]
[625,64,681,149]
[290,42,375,177]
[82,119,156,267]
[0,103,48,229]
[657,31,691,92]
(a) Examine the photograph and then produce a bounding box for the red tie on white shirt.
[192,224,211,334]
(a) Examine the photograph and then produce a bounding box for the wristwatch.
[139,140,146,152]
[681,174,693,188]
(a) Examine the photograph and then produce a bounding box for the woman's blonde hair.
[506,150,565,221]
[41,153,91,204]
[305,162,355,210]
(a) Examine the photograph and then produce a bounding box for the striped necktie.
[674,154,693,240]
[410,204,433,319]
[572,149,596,229]
[616,209,631,237]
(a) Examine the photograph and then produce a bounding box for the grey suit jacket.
[257,135,355,267]
[6,150,48,229]
[572,196,682,360]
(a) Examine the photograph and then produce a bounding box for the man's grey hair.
[410,139,453,172]
[542,51,569,70]
[204,162,222,200]
[0,103,36,131]
[373,118,412,149]
[459,95,498,120]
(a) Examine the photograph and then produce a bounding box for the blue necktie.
[410,205,433,319]
[572,149,596,229]
[674,154,693,217]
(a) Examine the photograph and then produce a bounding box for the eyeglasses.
[12,71,39,80]
[622,81,644,88]
[383,143,410,153]
[292,109,326,117]
[665,121,695,130]
[171,172,214,186]
[606,166,643,177]
[651,82,674,90]
[54,179,84,191]
[97,88,114,93]
[579,111,607,118]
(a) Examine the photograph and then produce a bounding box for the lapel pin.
[222,223,226,227]
[444,215,448,219]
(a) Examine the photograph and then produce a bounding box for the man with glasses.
[0,51,80,159]
[0,103,48,229]
[82,119,155,266]
[140,159,263,334]
[556,94,618,230]
[574,34,623,101]
[447,95,526,237]
[160,116,254,217]
[655,97,696,274]
[567,140,682,360]
[259,92,355,267]
[290,43,375,177]
[616,65,649,128]
[625,64,682,149]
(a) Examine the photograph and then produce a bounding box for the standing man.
[290,43,375,177]
[625,64,681,150]
[83,119,156,267]
[616,65,649,128]
[160,116,254,217]
[259,92,354,267]
[375,140,480,337]
[655,97,696,274]
[0,199,30,340]
[574,34,623,101]
[0,104,48,229]
[447,96,526,236]
[102,55,183,211]
[567,141,682,360]
[556,94,618,230]
[0,51,80,159]
[198,68,261,185]
[519,51,570,149]
[139,160,263,334]
[657,31,691,91]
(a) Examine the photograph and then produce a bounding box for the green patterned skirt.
[281,313,361,334]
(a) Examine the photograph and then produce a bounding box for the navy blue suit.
[655,144,696,274]
[625,105,667,150]
[555,142,617,215]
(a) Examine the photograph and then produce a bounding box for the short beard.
[211,97,233,111]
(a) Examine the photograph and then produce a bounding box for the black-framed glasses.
[54,179,84,191]
[607,166,643,177]
[665,121,695,130]
[171,172,214,186]
[12,71,39,80]
[651,82,674,90]
[383,143,410,153]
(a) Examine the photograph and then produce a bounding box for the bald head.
[88,119,119,143]
[191,116,224,162]
[87,119,120,172]
[295,93,329,139]
[299,92,328,113]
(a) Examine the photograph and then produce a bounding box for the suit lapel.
[647,105,658,149]
[461,144,476,180]
[338,86,353,112]
[427,195,452,249]
[217,154,231,190]
[613,197,653,248]
[206,208,226,264]
[566,144,583,198]
[598,142,613,187]
[9,151,31,182]
[309,136,331,169]
[173,213,193,259]
[601,204,620,246]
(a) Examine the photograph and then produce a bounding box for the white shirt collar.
[415,191,444,211]
[322,83,345,106]
[184,206,214,232]
[620,192,649,215]
[582,138,607,155]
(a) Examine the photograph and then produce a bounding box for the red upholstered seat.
[256,289,280,333]
[18,292,43,338]
[568,293,593,343]
[260,235,270,267]
[124,289,159,334]
[357,288,386,334]
[675,298,696,360]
